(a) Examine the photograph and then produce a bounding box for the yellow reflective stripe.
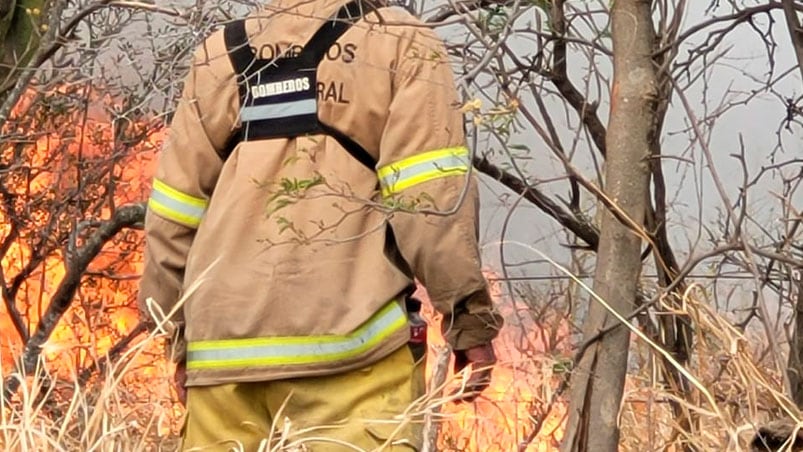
[148,179,208,228]
[376,146,469,179]
[147,199,200,228]
[186,301,408,370]
[377,146,470,197]
[153,179,207,208]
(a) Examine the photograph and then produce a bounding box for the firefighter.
[137,0,502,449]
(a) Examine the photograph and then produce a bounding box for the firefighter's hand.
[452,343,496,403]
[174,361,187,406]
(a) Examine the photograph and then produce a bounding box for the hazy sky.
[440,2,803,318]
[107,1,801,310]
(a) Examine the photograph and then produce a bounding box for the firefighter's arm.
[377,27,503,352]
[138,30,237,362]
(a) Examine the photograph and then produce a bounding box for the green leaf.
[552,357,573,374]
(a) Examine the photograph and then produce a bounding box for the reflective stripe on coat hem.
[184,333,410,387]
[186,301,408,370]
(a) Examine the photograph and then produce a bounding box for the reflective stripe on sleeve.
[185,301,408,370]
[377,146,470,197]
[147,179,208,228]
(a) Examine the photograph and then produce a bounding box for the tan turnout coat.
[138,0,501,387]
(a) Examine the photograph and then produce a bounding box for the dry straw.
[2,249,802,450]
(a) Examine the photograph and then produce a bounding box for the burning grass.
[0,279,573,451]
[0,332,181,451]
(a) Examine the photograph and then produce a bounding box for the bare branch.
[473,156,599,249]
[2,202,146,405]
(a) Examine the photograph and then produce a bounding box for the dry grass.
[618,284,800,451]
[0,335,181,452]
[1,282,800,451]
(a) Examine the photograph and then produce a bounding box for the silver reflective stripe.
[240,99,317,121]
[149,189,206,221]
[378,152,469,197]
[380,154,468,187]
[186,302,407,369]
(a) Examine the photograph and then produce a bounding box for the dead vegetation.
[0,281,800,451]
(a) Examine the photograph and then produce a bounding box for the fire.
[415,274,570,451]
[3,87,569,447]
[1,112,160,373]
[1,88,177,442]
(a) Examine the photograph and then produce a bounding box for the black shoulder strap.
[224,0,373,70]
[221,1,379,171]
[319,122,377,170]
[304,0,378,171]
[223,19,252,101]
[301,0,374,64]
[220,20,251,158]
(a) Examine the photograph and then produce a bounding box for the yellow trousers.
[181,346,425,452]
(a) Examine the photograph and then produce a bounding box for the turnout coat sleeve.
[137,31,237,362]
[377,26,502,350]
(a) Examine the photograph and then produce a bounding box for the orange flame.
[3,89,569,445]
[1,91,180,438]
[414,272,569,450]
[1,90,161,379]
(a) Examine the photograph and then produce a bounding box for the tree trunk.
[781,0,803,83]
[560,0,657,450]
[787,277,803,406]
